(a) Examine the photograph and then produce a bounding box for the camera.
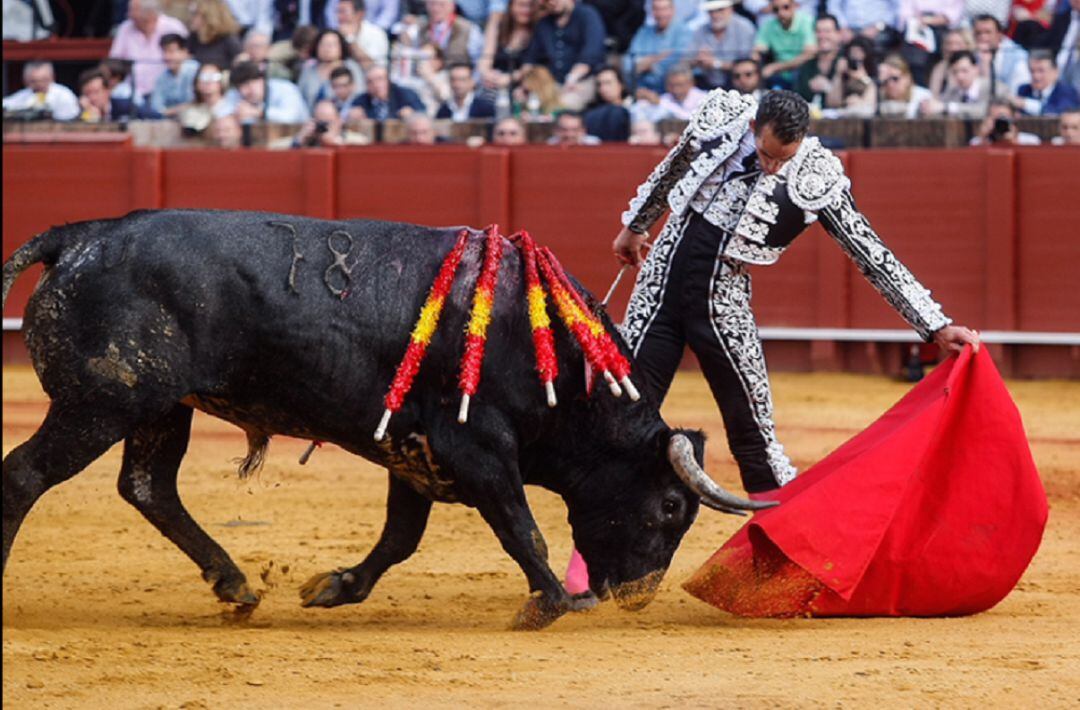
[314,120,329,135]
[989,116,1013,143]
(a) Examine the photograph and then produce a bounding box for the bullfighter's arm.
[819,189,952,342]
[620,129,699,235]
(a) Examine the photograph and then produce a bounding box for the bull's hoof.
[212,575,262,609]
[509,592,569,631]
[299,569,354,608]
[568,591,599,612]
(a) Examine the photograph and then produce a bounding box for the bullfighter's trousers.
[620,211,797,493]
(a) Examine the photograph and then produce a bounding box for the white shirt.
[224,0,274,35]
[690,128,758,217]
[3,83,80,120]
[354,20,389,66]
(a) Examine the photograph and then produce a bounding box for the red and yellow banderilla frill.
[374,228,470,441]
[535,247,639,401]
[457,225,506,423]
[511,231,559,407]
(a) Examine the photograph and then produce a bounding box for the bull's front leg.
[465,473,573,631]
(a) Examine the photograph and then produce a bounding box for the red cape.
[683,347,1048,617]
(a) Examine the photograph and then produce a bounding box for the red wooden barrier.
[4,144,1079,375]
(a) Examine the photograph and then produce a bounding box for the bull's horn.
[667,434,778,515]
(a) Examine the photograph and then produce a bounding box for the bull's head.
[567,428,773,611]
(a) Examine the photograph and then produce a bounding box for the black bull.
[1,210,770,629]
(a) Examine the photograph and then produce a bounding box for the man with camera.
[290,99,370,147]
[969,98,1042,146]
[3,61,79,121]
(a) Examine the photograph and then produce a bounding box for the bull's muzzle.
[609,569,665,611]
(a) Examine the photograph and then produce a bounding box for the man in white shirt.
[335,0,389,69]
[215,61,310,123]
[972,13,1030,94]
[3,61,79,120]
[657,64,707,120]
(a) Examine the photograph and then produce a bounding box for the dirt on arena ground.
[3,364,1079,708]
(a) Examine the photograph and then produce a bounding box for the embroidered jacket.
[619,89,951,341]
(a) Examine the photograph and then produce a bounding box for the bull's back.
[24,210,469,408]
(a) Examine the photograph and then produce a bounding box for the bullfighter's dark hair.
[230,61,264,87]
[754,90,809,145]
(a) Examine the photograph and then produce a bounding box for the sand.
[3,364,1079,708]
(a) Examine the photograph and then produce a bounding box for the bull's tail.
[2,228,67,310]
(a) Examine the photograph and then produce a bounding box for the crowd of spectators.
[4,0,1080,147]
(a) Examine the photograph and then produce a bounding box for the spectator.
[410,0,485,65]
[795,13,842,106]
[547,110,601,144]
[99,58,139,107]
[928,28,974,98]
[691,0,757,89]
[825,0,901,46]
[521,0,607,111]
[920,49,1007,118]
[290,98,371,145]
[236,29,271,67]
[298,29,365,106]
[348,64,426,119]
[150,34,199,116]
[877,54,932,118]
[753,0,817,89]
[3,61,80,121]
[656,63,707,119]
[392,42,452,112]
[584,0,646,54]
[109,0,189,99]
[335,0,389,70]
[1051,108,1080,144]
[211,113,244,146]
[453,0,505,27]
[972,13,1031,94]
[627,118,662,144]
[223,0,273,36]
[970,97,1041,144]
[515,65,564,117]
[189,0,243,68]
[731,57,764,99]
[436,62,496,120]
[492,116,528,143]
[1042,0,1079,95]
[1008,1,1055,49]
[625,0,693,93]
[77,67,152,122]
[479,0,537,91]
[267,24,320,81]
[1013,50,1080,114]
[826,36,877,116]
[216,60,310,122]
[323,65,362,117]
[584,66,631,141]
[643,0,706,32]
[405,113,440,143]
[896,0,962,86]
[179,62,228,132]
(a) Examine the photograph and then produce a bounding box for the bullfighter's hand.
[613,226,648,267]
[933,325,981,354]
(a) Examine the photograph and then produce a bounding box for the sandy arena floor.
[3,364,1079,708]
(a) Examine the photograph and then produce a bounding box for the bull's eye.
[662,498,679,517]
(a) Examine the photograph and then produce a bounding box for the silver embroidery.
[821,190,951,340]
[708,260,797,487]
[787,137,851,212]
[621,131,699,233]
[619,216,692,355]
[690,89,757,142]
[724,234,785,265]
